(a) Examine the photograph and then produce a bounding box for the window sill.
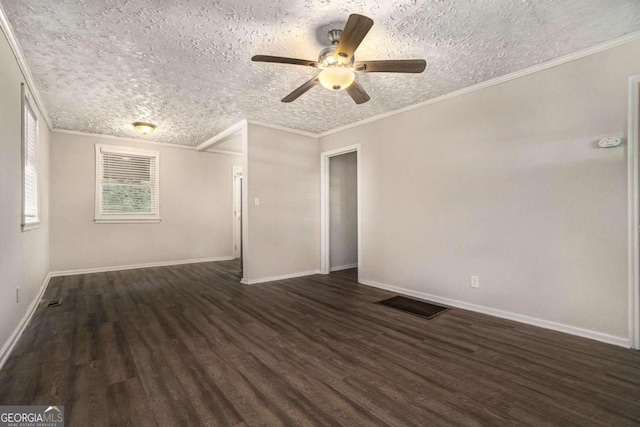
[94,218,161,224]
[22,221,40,232]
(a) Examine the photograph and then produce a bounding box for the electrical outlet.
[470,276,480,289]
[16,287,20,303]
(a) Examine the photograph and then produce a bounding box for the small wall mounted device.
[598,136,623,148]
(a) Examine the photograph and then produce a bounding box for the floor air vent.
[46,299,62,307]
[377,295,449,319]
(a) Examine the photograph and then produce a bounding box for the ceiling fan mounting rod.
[328,29,343,45]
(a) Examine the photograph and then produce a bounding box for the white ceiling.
[3,0,640,146]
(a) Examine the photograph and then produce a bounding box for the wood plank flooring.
[1,260,640,426]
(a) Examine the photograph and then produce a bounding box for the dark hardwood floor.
[1,260,640,426]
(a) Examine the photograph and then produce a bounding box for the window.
[22,87,39,231]
[95,144,160,223]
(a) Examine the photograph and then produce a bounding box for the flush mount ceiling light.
[132,122,156,134]
[251,14,426,104]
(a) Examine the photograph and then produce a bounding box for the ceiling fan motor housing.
[319,48,354,66]
[319,29,356,66]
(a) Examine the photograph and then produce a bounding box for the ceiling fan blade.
[334,14,374,64]
[354,59,426,73]
[281,76,320,103]
[252,55,320,68]
[346,80,370,104]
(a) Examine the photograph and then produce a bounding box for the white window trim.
[21,85,40,232]
[94,144,161,224]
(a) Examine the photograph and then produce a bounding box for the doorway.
[320,144,361,280]
[329,152,358,272]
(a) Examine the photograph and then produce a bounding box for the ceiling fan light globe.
[319,67,355,91]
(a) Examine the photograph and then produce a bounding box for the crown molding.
[247,120,319,139]
[52,128,198,150]
[205,148,242,156]
[0,2,53,130]
[318,30,640,138]
[197,119,247,151]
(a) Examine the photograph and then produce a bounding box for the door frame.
[628,75,640,349]
[320,144,361,280]
[232,166,243,259]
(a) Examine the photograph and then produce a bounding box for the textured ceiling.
[3,0,640,146]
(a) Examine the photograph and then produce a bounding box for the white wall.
[0,30,50,358]
[50,133,241,271]
[245,124,319,282]
[320,39,640,341]
[330,152,358,270]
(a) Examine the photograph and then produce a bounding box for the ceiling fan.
[251,14,426,104]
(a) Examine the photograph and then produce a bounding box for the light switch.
[254,197,260,206]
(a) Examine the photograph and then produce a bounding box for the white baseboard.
[359,279,630,348]
[50,256,236,277]
[330,263,358,272]
[0,272,52,370]
[244,269,320,285]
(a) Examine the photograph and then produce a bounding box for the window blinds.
[23,99,38,223]
[97,147,159,218]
